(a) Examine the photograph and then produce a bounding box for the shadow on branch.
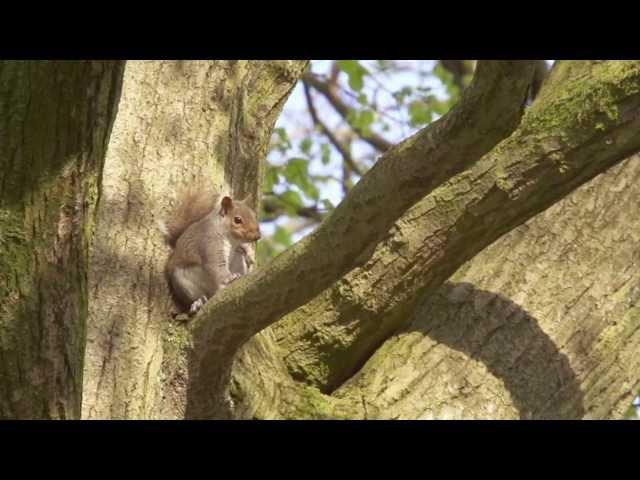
[408,282,585,419]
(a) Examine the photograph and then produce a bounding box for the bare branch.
[261,195,325,223]
[304,72,394,152]
[302,81,365,177]
[185,61,537,418]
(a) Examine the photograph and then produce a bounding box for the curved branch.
[185,61,537,418]
[303,72,394,152]
[335,282,585,419]
[274,60,640,393]
[302,81,365,177]
[335,153,640,419]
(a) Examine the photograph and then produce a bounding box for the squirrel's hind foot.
[189,296,208,315]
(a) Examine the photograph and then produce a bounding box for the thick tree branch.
[226,330,368,419]
[334,154,640,419]
[185,61,537,418]
[438,60,549,103]
[303,72,394,152]
[274,60,640,393]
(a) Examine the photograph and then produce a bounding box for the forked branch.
[185,61,537,418]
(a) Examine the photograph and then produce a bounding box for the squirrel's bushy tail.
[160,184,219,246]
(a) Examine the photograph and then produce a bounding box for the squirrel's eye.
[234,216,243,225]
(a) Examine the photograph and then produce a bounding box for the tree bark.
[239,60,640,419]
[0,61,124,419]
[269,61,640,400]
[333,153,640,419]
[81,60,307,419]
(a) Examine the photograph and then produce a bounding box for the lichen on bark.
[0,60,124,419]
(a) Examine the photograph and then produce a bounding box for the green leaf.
[276,127,289,142]
[393,86,413,105]
[350,109,375,136]
[360,110,375,130]
[357,93,368,106]
[300,138,313,155]
[430,97,452,116]
[283,158,309,184]
[409,100,433,127]
[257,239,278,264]
[321,143,331,165]
[283,158,319,201]
[336,60,369,92]
[305,183,320,201]
[272,127,291,152]
[273,226,293,247]
[433,63,462,101]
[279,190,304,214]
[264,165,280,192]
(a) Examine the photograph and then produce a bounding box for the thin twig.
[302,80,365,177]
[304,72,394,152]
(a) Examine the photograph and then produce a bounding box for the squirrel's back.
[160,185,220,247]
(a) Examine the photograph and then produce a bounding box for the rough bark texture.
[81,60,307,419]
[0,61,124,419]
[231,61,640,419]
[270,60,640,397]
[333,154,640,419]
[186,61,536,418]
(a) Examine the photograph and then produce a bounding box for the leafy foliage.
[260,60,463,261]
[336,60,369,91]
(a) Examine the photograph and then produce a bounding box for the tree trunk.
[81,60,307,419]
[0,61,124,419]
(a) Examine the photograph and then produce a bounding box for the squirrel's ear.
[220,196,233,216]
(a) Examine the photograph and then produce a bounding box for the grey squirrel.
[159,186,261,315]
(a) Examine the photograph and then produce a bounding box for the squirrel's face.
[220,196,261,243]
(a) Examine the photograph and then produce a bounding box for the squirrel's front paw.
[189,296,208,315]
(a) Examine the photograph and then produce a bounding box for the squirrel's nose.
[255,231,261,240]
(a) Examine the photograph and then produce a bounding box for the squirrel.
[159,185,261,316]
